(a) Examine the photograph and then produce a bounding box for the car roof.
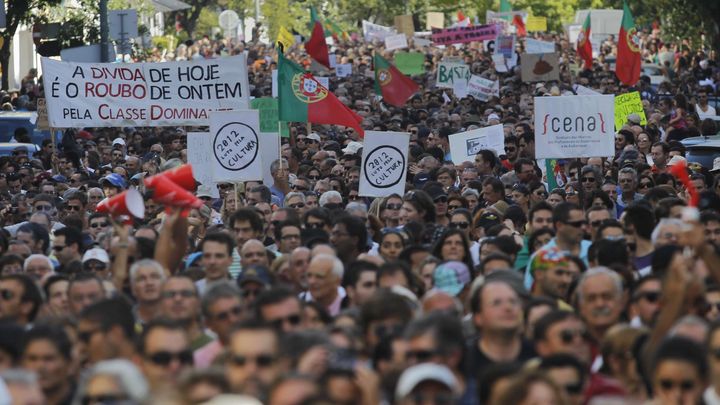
[686,139,720,149]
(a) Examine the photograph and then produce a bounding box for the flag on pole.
[374,54,419,107]
[576,13,593,70]
[278,51,364,136]
[277,26,295,52]
[512,14,526,37]
[615,2,641,86]
[305,21,331,69]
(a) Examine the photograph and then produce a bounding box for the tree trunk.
[1,37,11,90]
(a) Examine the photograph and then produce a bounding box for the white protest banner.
[385,33,408,51]
[363,20,396,42]
[36,98,49,131]
[187,132,220,198]
[436,61,470,89]
[573,84,600,95]
[453,79,468,99]
[413,37,432,47]
[525,38,555,54]
[41,55,250,128]
[448,125,505,165]
[359,131,409,197]
[209,110,263,182]
[520,53,560,82]
[335,64,352,78]
[467,75,499,101]
[534,95,614,159]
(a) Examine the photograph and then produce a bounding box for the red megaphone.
[96,188,146,218]
[150,178,204,209]
[144,164,196,191]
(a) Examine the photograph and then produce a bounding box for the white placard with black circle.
[209,110,263,182]
[359,131,409,197]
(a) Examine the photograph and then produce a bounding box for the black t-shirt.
[465,337,537,380]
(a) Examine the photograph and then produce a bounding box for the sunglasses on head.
[146,349,194,366]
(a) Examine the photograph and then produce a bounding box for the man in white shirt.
[696,89,717,120]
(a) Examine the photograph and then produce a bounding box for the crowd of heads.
[1,19,720,405]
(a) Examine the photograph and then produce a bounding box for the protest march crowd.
[2,4,720,405]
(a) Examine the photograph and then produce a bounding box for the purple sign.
[431,24,498,46]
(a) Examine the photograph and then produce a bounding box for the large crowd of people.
[1,18,720,405]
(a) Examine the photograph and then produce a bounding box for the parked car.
[641,63,667,86]
[0,111,51,145]
[685,139,720,170]
[0,143,41,157]
[681,135,720,148]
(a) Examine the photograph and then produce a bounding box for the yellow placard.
[526,16,547,32]
[276,26,295,52]
[614,91,647,131]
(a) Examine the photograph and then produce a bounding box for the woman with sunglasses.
[637,175,655,196]
[449,208,480,266]
[379,194,403,229]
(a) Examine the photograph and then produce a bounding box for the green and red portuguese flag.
[576,12,592,70]
[278,51,364,137]
[615,2,641,86]
[374,54,419,107]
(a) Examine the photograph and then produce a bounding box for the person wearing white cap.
[342,141,363,156]
[394,363,461,405]
[82,248,111,279]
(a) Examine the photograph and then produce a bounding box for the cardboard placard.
[394,15,415,38]
[520,53,560,82]
[359,131,410,197]
[448,125,505,164]
[534,95,615,159]
[426,12,445,30]
[209,110,263,181]
[385,33,409,51]
[436,61,471,89]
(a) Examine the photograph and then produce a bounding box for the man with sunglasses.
[77,298,137,366]
[254,287,304,334]
[525,203,590,289]
[195,282,243,368]
[159,275,213,351]
[226,319,283,400]
[629,275,662,328]
[53,227,84,274]
[139,319,193,392]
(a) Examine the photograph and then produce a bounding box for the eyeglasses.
[434,196,448,203]
[162,290,196,299]
[34,204,53,211]
[90,222,109,228]
[581,177,596,183]
[449,221,469,229]
[564,381,584,395]
[559,328,587,344]
[84,263,107,272]
[659,379,696,392]
[292,184,308,191]
[213,305,242,321]
[242,288,263,298]
[308,175,320,180]
[639,182,652,189]
[269,314,302,330]
[82,394,128,405]
[405,349,437,362]
[146,349,194,366]
[66,205,83,212]
[563,220,586,228]
[230,353,276,367]
[0,289,15,301]
[289,202,305,209]
[448,204,463,210]
[386,203,402,210]
[590,220,603,228]
[634,291,660,303]
[52,245,66,251]
[305,222,325,229]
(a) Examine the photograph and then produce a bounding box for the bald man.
[240,239,270,269]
